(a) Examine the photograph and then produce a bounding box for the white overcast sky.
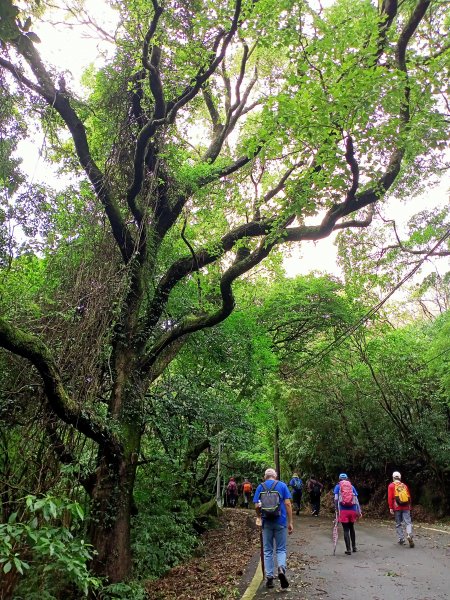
[19,1,450,279]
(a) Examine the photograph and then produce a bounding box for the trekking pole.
[332,511,339,555]
[256,515,265,578]
[259,526,265,578]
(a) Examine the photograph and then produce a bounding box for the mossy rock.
[194,498,223,532]
[195,497,223,518]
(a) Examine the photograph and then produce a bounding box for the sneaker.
[278,566,289,589]
[407,535,415,548]
[398,539,405,545]
[266,577,274,589]
[352,547,357,552]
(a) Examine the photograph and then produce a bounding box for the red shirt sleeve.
[388,483,395,509]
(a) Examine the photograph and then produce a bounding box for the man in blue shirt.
[253,468,293,589]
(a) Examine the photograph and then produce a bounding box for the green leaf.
[3,561,12,574]
[7,512,17,524]
[13,557,23,574]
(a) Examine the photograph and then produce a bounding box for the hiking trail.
[246,513,450,599]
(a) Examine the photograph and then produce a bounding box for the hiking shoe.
[278,566,289,589]
[407,535,415,548]
[398,539,405,545]
[266,577,274,589]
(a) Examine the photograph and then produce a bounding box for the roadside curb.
[236,521,263,600]
[240,559,263,600]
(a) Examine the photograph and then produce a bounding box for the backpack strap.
[262,480,278,492]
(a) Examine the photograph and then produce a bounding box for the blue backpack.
[291,477,303,491]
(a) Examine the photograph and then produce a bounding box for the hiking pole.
[256,515,265,578]
[260,527,265,578]
[332,512,339,555]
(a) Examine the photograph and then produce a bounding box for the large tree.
[0,0,448,582]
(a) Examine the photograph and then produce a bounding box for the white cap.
[392,471,401,480]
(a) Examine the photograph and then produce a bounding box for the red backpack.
[339,480,354,506]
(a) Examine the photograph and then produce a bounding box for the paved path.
[243,513,450,599]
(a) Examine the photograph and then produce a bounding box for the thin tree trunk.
[274,421,281,480]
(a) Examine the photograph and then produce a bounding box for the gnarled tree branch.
[2,37,135,263]
[0,318,120,453]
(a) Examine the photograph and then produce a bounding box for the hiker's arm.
[254,503,262,527]
[388,484,394,513]
[285,499,293,533]
[355,494,362,517]
[254,487,261,516]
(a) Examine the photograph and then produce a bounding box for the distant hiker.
[289,473,303,516]
[226,477,238,508]
[254,468,293,590]
[307,476,323,516]
[242,478,253,509]
[334,473,362,555]
[388,471,414,547]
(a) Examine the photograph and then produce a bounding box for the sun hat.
[339,473,348,480]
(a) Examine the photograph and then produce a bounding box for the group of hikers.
[225,473,324,515]
[225,477,254,509]
[228,468,414,590]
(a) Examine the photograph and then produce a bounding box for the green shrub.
[0,494,100,597]
[95,581,147,600]
[131,500,197,579]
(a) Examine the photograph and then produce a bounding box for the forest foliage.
[0,0,449,597]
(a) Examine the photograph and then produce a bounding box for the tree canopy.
[0,0,449,594]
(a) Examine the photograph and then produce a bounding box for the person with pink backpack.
[226,477,238,507]
[333,473,362,555]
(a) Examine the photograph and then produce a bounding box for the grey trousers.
[394,509,413,540]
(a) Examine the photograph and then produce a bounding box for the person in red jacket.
[388,471,414,547]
